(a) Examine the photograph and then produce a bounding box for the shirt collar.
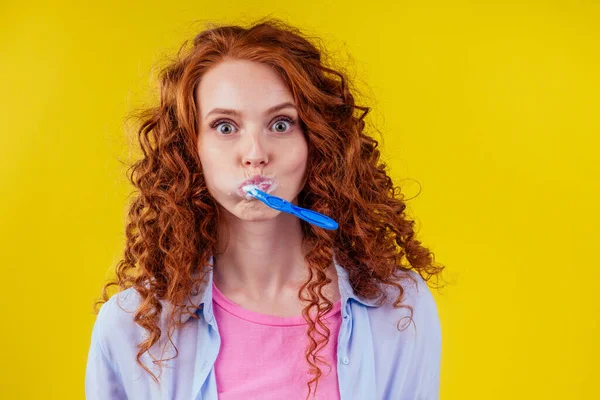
[172,253,381,324]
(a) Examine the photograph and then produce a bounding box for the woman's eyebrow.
[204,102,297,119]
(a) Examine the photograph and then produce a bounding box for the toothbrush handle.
[289,204,339,230]
[253,190,338,230]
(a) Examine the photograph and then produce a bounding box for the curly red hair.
[93,16,445,399]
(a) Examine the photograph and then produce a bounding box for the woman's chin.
[234,201,280,218]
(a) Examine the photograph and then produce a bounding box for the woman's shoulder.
[95,286,188,338]
[367,269,441,336]
[98,287,141,318]
[394,269,439,311]
[95,288,146,338]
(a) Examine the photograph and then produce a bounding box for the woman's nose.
[241,130,269,167]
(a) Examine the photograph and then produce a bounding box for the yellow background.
[1,1,598,399]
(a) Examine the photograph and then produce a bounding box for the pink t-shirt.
[212,281,342,400]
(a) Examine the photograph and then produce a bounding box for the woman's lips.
[236,177,277,198]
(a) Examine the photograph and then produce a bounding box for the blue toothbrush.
[242,186,339,230]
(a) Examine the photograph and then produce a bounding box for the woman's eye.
[271,117,296,133]
[213,121,236,135]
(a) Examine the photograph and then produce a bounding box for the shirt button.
[342,357,350,365]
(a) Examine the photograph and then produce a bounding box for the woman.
[85,17,445,400]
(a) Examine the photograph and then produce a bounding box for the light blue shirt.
[85,254,442,399]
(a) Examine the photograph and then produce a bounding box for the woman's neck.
[213,211,310,303]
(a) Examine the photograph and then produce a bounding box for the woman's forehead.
[196,60,295,118]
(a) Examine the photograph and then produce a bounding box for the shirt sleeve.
[85,300,128,400]
[412,274,443,400]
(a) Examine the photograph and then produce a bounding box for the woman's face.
[196,59,308,221]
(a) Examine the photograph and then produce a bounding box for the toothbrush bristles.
[242,185,259,199]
